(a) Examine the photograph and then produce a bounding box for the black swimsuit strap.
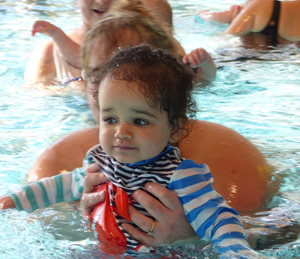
[261,0,281,34]
[269,0,281,31]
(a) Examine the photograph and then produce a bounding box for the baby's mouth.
[115,146,136,150]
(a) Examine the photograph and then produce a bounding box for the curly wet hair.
[96,44,198,135]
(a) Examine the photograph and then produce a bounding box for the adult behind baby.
[197,0,300,41]
[25,0,271,215]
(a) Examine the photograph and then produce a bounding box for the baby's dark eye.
[104,117,117,124]
[134,119,148,126]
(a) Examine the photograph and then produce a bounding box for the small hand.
[80,163,108,218]
[182,48,210,70]
[121,182,196,246]
[0,195,16,210]
[31,20,59,37]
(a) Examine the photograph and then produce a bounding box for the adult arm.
[196,5,242,24]
[27,126,99,182]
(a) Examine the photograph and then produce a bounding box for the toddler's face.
[98,77,174,164]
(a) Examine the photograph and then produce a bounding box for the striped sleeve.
[10,161,88,212]
[169,159,252,255]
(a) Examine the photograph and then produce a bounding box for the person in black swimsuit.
[260,0,281,35]
[196,0,300,42]
[247,0,282,47]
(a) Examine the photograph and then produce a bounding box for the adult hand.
[80,163,108,218]
[121,182,197,246]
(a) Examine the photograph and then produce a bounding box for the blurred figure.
[197,0,300,41]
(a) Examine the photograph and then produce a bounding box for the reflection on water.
[0,0,299,258]
[243,204,300,249]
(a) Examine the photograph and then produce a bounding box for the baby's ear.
[169,125,183,144]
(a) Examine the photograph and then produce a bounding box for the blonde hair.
[110,0,173,27]
[81,0,177,75]
[142,0,173,28]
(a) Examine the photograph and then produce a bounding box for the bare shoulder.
[180,120,264,155]
[279,1,300,41]
[27,126,99,182]
[178,120,270,212]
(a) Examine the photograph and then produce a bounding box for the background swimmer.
[196,0,300,41]
[25,0,216,84]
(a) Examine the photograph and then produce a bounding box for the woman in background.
[197,0,300,41]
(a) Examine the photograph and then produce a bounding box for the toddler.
[28,0,216,84]
[6,45,257,258]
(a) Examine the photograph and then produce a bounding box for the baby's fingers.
[31,20,50,36]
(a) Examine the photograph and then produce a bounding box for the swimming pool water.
[0,0,299,258]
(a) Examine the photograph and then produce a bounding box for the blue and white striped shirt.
[10,144,252,257]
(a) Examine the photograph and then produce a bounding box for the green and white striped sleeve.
[10,161,88,212]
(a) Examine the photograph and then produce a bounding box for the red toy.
[89,182,132,255]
